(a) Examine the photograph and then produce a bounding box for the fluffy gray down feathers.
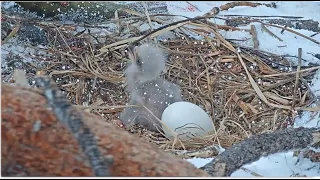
[120,43,182,132]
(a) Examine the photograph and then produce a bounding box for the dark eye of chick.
[136,55,142,66]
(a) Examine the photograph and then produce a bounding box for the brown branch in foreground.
[1,83,208,177]
[34,74,110,177]
[2,79,319,177]
[200,127,320,177]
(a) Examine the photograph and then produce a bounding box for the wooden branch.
[224,18,320,45]
[1,84,208,177]
[291,48,302,110]
[219,2,276,11]
[225,19,320,34]
[250,25,259,49]
[217,25,250,32]
[200,127,320,177]
[221,15,304,19]
[281,25,287,34]
[263,23,320,45]
[2,79,319,177]
[261,24,283,42]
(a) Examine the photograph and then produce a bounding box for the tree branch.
[200,127,320,176]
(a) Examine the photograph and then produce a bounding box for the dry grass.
[1,8,318,155]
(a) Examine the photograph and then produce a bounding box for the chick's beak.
[127,44,137,63]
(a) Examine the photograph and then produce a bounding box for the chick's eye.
[136,57,142,65]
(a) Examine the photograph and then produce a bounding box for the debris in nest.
[204,1,277,16]
[1,2,319,153]
[260,24,283,42]
[250,25,259,49]
[226,18,320,33]
[294,149,320,163]
[12,69,30,87]
[18,24,48,46]
[219,1,276,11]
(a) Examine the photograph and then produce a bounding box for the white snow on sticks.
[165,1,320,177]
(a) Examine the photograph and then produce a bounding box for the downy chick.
[120,43,182,132]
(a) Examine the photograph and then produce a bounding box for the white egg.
[161,101,214,141]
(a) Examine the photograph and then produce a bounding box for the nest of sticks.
[2,3,319,158]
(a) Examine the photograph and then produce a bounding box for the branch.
[200,127,320,177]
[2,76,319,177]
[1,83,208,177]
[250,25,259,49]
[219,2,276,11]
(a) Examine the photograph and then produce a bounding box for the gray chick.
[120,43,182,132]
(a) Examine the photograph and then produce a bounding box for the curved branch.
[200,127,320,176]
[2,80,319,177]
[1,83,208,177]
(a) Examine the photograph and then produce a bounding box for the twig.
[291,48,302,110]
[74,104,140,110]
[240,167,263,177]
[250,25,259,49]
[216,16,320,45]
[220,15,304,19]
[307,53,320,60]
[130,15,220,45]
[142,2,157,44]
[262,66,320,78]
[280,25,287,34]
[261,24,283,42]
[237,51,269,104]
[262,22,319,45]
[216,25,250,32]
[169,144,219,158]
[262,73,311,92]
[1,23,21,45]
[310,32,319,37]
[226,38,251,42]
[186,1,202,12]
[219,1,276,11]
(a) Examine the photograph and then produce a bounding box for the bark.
[2,82,319,177]
[219,2,276,11]
[1,84,208,177]
[200,127,319,177]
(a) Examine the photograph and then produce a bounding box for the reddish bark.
[1,84,209,177]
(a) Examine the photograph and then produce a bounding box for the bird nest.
[2,6,319,157]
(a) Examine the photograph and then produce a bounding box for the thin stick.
[213,16,320,45]
[262,66,320,78]
[220,15,303,19]
[291,48,302,110]
[240,167,263,177]
[142,2,157,44]
[263,23,319,45]
[280,25,287,34]
[250,25,259,49]
[261,24,283,42]
[310,32,319,37]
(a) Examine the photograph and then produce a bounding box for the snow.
[187,152,320,177]
[165,1,320,177]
